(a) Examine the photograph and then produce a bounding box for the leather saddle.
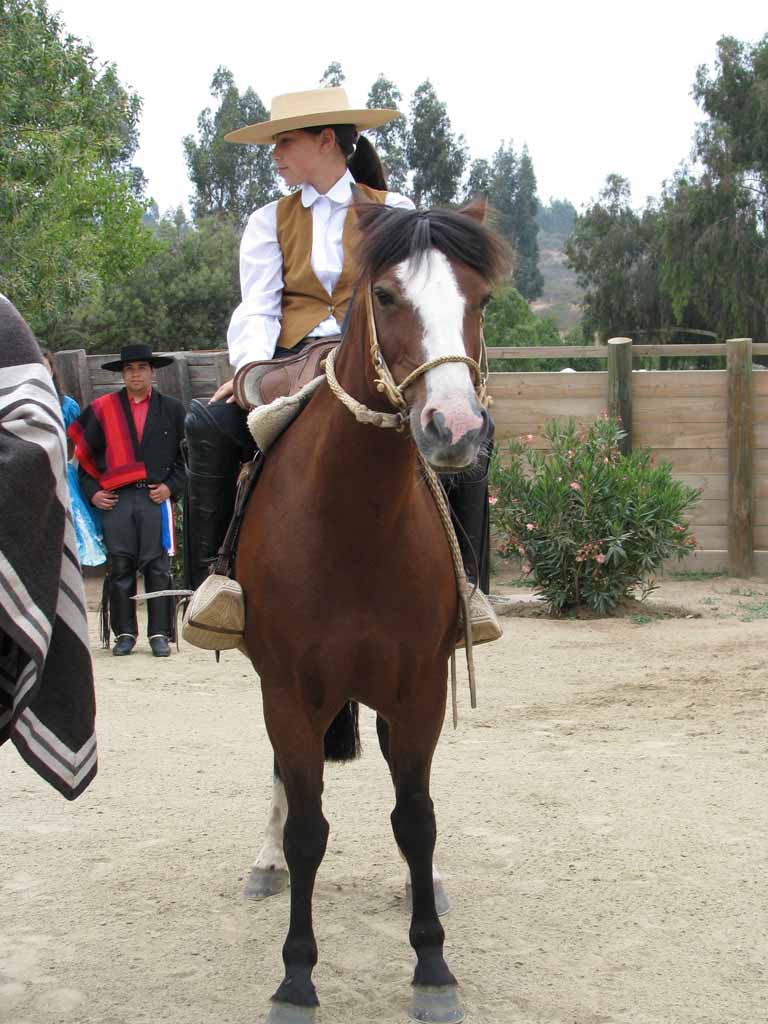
[233,337,340,411]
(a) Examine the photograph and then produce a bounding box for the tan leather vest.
[275,182,387,349]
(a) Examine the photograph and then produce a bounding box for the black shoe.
[112,634,136,657]
[149,635,171,658]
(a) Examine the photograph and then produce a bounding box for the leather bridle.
[324,282,489,431]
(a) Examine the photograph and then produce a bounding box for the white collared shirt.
[227,169,414,371]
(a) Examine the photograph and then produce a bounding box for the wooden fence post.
[607,337,633,455]
[155,353,192,408]
[213,351,231,390]
[727,338,753,578]
[54,349,93,408]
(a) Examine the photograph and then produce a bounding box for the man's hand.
[209,378,235,404]
[148,482,171,504]
[92,490,118,510]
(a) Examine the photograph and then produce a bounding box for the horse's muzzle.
[412,403,491,472]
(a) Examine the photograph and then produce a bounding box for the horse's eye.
[374,288,395,308]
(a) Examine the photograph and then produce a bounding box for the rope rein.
[324,283,488,722]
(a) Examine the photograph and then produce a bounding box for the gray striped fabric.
[0,296,97,799]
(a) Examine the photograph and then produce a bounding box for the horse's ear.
[459,196,488,224]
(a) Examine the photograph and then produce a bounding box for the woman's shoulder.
[384,191,416,211]
[245,197,283,231]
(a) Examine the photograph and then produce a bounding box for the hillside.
[532,229,584,334]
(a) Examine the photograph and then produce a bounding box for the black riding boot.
[442,432,493,594]
[184,399,254,589]
[109,554,138,639]
[143,553,174,639]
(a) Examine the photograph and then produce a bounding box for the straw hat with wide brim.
[224,87,401,145]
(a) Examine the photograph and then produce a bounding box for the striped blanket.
[0,295,97,799]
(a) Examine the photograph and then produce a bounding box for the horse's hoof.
[409,984,464,1023]
[244,866,289,899]
[405,879,451,917]
[265,1002,317,1024]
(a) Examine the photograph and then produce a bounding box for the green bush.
[490,416,700,614]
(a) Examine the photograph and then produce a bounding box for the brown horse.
[236,202,506,1024]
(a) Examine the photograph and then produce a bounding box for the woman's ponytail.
[305,123,389,191]
[347,135,388,191]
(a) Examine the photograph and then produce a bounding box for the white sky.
[53,0,766,216]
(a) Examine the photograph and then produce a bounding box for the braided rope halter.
[324,282,491,723]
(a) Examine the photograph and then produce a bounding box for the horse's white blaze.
[396,250,483,443]
[253,776,288,873]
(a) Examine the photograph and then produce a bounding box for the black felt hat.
[101,344,174,372]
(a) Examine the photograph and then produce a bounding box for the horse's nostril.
[424,410,452,445]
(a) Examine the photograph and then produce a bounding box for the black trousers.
[185,397,493,594]
[101,483,173,638]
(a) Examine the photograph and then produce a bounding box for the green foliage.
[183,67,278,226]
[366,74,409,194]
[319,62,345,88]
[406,81,467,207]
[565,35,768,345]
[58,212,240,351]
[537,198,577,235]
[0,0,154,337]
[564,175,666,341]
[465,142,542,300]
[490,417,700,614]
[483,282,593,371]
[511,147,543,300]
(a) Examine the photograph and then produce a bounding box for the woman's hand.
[148,482,171,504]
[92,490,118,510]
[210,378,235,404]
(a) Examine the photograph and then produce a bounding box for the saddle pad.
[246,375,324,453]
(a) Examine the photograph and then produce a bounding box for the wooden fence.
[54,338,768,578]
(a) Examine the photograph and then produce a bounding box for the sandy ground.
[2,573,768,1024]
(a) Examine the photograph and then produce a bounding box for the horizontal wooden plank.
[635,424,742,448]
[489,346,605,360]
[188,366,218,384]
[665,549,768,574]
[488,343,768,360]
[675,473,768,501]
[492,398,606,424]
[689,525,728,549]
[634,397,727,424]
[632,370,727,399]
[488,371,606,398]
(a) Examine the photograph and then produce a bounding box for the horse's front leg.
[376,714,451,916]
[244,761,289,899]
[264,721,328,1024]
[388,719,464,1024]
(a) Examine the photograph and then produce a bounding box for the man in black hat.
[68,345,186,657]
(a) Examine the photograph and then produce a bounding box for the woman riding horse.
[184,87,497,639]
[237,199,507,1024]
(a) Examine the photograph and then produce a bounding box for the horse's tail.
[324,701,361,762]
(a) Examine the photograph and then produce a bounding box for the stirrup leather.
[456,584,503,648]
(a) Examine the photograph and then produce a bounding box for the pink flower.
[526,523,535,531]
[517,545,525,555]
[595,553,606,564]
[488,495,498,506]
[522,563,532,574]
[570,481,581,491]
[527,434,534,443]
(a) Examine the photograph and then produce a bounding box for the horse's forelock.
[356,204,508,285]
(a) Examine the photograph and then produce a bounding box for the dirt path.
[2,576,767,1024]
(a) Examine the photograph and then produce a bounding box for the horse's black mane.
[355,203,508,283]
